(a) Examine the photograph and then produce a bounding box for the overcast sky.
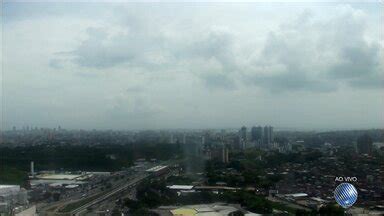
[1,1,383,130]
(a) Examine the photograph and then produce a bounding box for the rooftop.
[146,165,168,172]
[35,174,82,180]
[167,185,194,190]
[285,193,308,198]
[157,203,244,216]
[0,185,19,189]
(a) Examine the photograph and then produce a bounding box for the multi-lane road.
[70,174,149,216]
[38,161,180,216]
[38,172,148,216]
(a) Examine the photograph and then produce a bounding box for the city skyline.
[1,2,383,130]
[4,123,382,133]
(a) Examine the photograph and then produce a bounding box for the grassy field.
[0,166,27,185]
[270,200,311,214]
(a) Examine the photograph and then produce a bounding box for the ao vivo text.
[334,176,358,182]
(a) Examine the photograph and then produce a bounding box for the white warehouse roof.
[167,185,194,190]
[146,165,168,172]
[285,193,308,198]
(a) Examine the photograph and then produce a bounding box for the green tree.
[318,204,344,216]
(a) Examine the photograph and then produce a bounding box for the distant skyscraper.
[233,136,241,150]
[357,134,373,155]
[182,134,187,144]
[251,126,263,141]
[170,134,175,144]
[263,126,273,148]
[211,146,229,163]
[269,126,273,144]
[222,147,229,163]
[239,126,247,149]
[239,126,247,139]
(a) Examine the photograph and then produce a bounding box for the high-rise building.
[239,126,247,149]
[239,126,247,139]
[357,134,373,155]
[251,126,263,141]
[211,146,229,163]
[233,136,242,150]
[269,126,273,144]
[170,134,175,144]
[222,147,229,163]
[263,126,274,148]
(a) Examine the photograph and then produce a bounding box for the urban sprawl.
[1,126,383,216]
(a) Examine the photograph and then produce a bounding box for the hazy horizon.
[3,124,384,132]
[1,2,383,130]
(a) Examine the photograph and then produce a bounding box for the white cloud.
[2,2,383,129]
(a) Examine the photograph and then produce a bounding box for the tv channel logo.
[334,183,358,208]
